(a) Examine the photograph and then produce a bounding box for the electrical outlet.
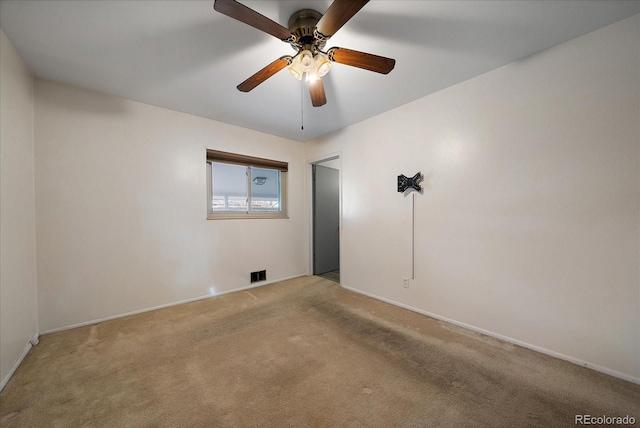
[403,278,409,288]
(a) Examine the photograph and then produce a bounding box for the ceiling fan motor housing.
[288,9,325,51]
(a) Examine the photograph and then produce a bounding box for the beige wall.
[34,81,307,332]
[0,30,38,388]
[306,16,640,381]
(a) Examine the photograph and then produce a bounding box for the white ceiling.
[1,1,638,142]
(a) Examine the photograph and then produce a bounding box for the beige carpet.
[1,276,638,427]
[317,269,340,283]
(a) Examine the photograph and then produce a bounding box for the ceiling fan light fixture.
[214,0,395,108]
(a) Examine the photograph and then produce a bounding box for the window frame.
[206,150,288,220]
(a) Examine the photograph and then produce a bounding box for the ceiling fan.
[213,0,395,107]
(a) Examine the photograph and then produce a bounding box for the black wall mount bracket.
[397,172,424,193]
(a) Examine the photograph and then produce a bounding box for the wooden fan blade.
[237,56,291,92]
[315,0,369,39]
[308,79,327,107]
[327,47,395,74]
[214,0,292,41]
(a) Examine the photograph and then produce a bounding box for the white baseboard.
[40,274,307,336]
[340,284,640,385]
[0,337,34,392]
[30,332,40,346]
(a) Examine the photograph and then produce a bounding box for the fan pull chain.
[300,79,304,130]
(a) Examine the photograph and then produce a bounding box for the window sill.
[207,213,289,220]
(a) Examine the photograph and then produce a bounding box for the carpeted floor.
[1,276,638,427]
[317,269,340,283]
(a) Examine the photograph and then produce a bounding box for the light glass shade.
[288,67,303,80]
[305,71,320,83]
[300,50,314,72]
[287,53,303,80]
[315,53,332,77]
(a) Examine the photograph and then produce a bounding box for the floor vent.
[251,270,266,283]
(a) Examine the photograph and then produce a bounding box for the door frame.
[307,152,342,278]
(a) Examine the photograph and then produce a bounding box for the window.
[206,150,288,219]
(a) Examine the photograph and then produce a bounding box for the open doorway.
[312,157,340,283]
